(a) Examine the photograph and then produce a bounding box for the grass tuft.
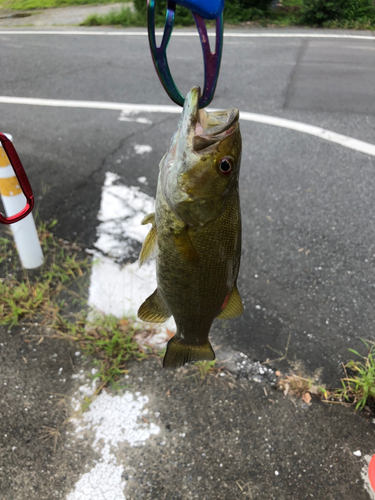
[0,220,90,326]
[332,340,375,411]
[0,219,161,396]
[276,340,375,412]
[81,3,194,27]
[55,313,149,391]
[194,359,218,379]
[0,0,123,11]
[81,5,142,27]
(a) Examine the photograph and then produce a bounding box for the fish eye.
[218,157,233,176]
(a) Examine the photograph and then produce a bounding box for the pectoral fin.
[139,213,157,267]
[217,285,244,319]
[137,289,171,323]
[172,226,199,262]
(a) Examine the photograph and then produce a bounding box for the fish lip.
[182,86,200,132]
[178,88,240,142]
[196,108,239,139]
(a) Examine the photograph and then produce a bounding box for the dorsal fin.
[139,213,157,267]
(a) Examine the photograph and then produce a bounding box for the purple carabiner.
[0,133,34,225]
[147,0,223,108]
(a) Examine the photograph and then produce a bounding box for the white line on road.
[1,95,375,157]
[0,30,374,40]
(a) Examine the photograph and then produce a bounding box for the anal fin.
[217,284,244,319]
[138,289,170,323]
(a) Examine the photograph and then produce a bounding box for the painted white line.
[0,95,181,114]
[1,95,375,157]
[0,30,373,40]
[88,171,175,339]
[240,111,375,157]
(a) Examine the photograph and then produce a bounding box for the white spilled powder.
[74,391,160,448]
[67,388,160,500]
[134,144,152,155]
[66,461,126,500]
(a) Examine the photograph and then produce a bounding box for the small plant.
[276,370,328,404]
[82,6,146,27]
[194,359,218,379]
[1,219,158,397]
[55,313,150,392]
[39,425,63,453]
[301,0,375,26]
[0,221,90,326]
[334,340,375,411]
[276,340,375,412]
[0,0,121,11]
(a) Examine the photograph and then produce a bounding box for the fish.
[137,86,243,369]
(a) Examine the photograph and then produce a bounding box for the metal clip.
[147,0,223,108]
[172,0,224,20]
[0,132,34,225]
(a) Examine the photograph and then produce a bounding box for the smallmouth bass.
[138,86,243,368]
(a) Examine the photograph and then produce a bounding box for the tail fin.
[163,337,215,369]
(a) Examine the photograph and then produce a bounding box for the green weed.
[81,3,194,27]
[276,340,375,412]
[54,312,149,392]
[333,340,375,411]
[81,5,145,27]
[194,359,218,379]
[0,220,90,325]
[0,219,158,395]
[0,0,123,11]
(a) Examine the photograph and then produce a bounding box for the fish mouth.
[178,87,239,153]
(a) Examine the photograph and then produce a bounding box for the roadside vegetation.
[0,221,150,393]
[1,0,373,30]
[276,340,375,414]
[0,0,123,10]
[0,221,214,395]
[81,0,375,30]
[1,220,374,410]
[0,221,375,415]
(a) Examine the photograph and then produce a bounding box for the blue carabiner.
[147,0,224,109]
[174,0,224,19]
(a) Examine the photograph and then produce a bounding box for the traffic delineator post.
[0,135,44,269]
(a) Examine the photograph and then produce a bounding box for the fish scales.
[138,86,243,368]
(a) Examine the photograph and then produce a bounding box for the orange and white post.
[0,135,44,269]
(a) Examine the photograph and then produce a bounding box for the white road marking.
[240,111,375,157]
[134,144,152,155]
[0,95,374,156]
[0,30,374,40]
[88,172,175,340]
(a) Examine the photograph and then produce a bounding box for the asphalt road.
[1,27,375,385]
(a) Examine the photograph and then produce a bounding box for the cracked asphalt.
[1,21,375,500]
